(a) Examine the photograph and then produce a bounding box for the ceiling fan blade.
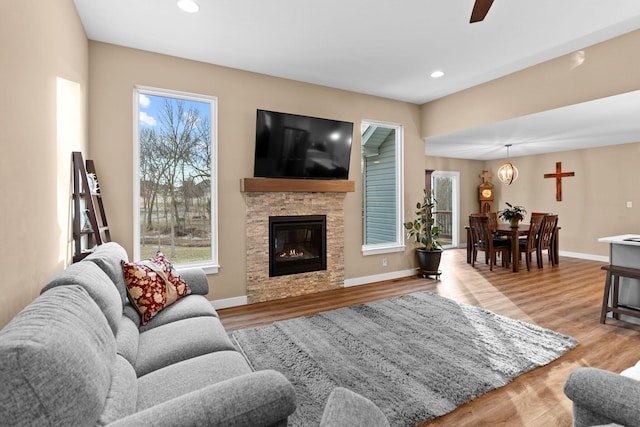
[470,0,494,23]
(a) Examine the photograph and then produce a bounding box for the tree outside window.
[135,87,218,271]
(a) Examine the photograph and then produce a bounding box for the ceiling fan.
[470,0,494,23]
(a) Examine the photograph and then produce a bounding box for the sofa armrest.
[107,370,296,427]
[177,267,209,295]
[564,367,640,427]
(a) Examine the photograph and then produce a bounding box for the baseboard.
[343,268,418,287]
[211,295,248,310]
[210,270,419,309]
[558,251,608,262]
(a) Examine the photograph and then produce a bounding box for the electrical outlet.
[627,201,633,208]
[382,258,387,267]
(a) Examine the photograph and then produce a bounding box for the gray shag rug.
[232,291,577,426]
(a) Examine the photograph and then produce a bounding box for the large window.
[134,87,218,272]
[361,120,404,255]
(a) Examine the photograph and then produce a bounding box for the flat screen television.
[254,109,354,180]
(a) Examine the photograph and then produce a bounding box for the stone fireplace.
[242,178,354,304]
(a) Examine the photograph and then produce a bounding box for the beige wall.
[422,29,640,257]
[87,42,425,301]
[0,0,88,327]
[486,143,640,256]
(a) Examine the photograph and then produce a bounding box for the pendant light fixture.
[497,144,518,185]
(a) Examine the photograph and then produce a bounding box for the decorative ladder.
[72,151,111,262]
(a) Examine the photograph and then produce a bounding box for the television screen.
[254,110,353,180]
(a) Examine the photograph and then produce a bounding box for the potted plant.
[404,189,443,275]
[498,202,526,228]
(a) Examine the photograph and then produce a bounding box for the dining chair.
[469,211,499,232]
[468,213,488,246]
[518,214,544,271]
[519,212,549,241]
[469,215,510,271]
[486,211,498,231]
[538,214,558,267]
[531,212,552,218]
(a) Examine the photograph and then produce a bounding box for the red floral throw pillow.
[122,252,190,325]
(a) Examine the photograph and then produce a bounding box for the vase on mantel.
[510,219,520,228]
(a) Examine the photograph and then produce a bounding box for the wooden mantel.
[241,178,355,193]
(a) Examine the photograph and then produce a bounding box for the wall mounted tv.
[254,109,354,180]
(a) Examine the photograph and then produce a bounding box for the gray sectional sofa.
[0,242,297,426]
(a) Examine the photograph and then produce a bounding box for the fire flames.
[279,249,304,258]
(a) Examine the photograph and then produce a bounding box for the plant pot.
[510,219,520,228]
[416,248,442,274]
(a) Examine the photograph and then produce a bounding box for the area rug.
[231,291,578,426]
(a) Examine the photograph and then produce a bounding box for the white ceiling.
[73,0,640,159]
[425,90,640,160]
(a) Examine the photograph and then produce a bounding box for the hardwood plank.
[218,248,640,426]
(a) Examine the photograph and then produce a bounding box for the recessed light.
[430,70,445,78]
[177,0,199,13]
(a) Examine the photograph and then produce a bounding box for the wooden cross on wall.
[544,162,575,201]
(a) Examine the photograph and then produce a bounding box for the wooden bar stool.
[600,264,640,324]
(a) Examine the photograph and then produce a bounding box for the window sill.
[175,261,219,274]
[362,243,406,256]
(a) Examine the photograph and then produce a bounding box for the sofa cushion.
[122,253,190,325]
[123,302,141,325]
[0,285,115,426]
[139,294,218,332]
[98,355,138,426]
[136,350,252,410]
[115,315,140,366]
[40,261,122,336]
[84,241,130,305]
[135,316,236,377]
[122,294,219,332]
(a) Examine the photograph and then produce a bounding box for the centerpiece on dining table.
[498,202,526,228]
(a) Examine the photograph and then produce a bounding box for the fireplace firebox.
[269,215,327,277]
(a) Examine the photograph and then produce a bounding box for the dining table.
[494,224,530,273]
[466,223,560,272]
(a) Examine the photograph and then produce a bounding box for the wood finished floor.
[217,249,640,426]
